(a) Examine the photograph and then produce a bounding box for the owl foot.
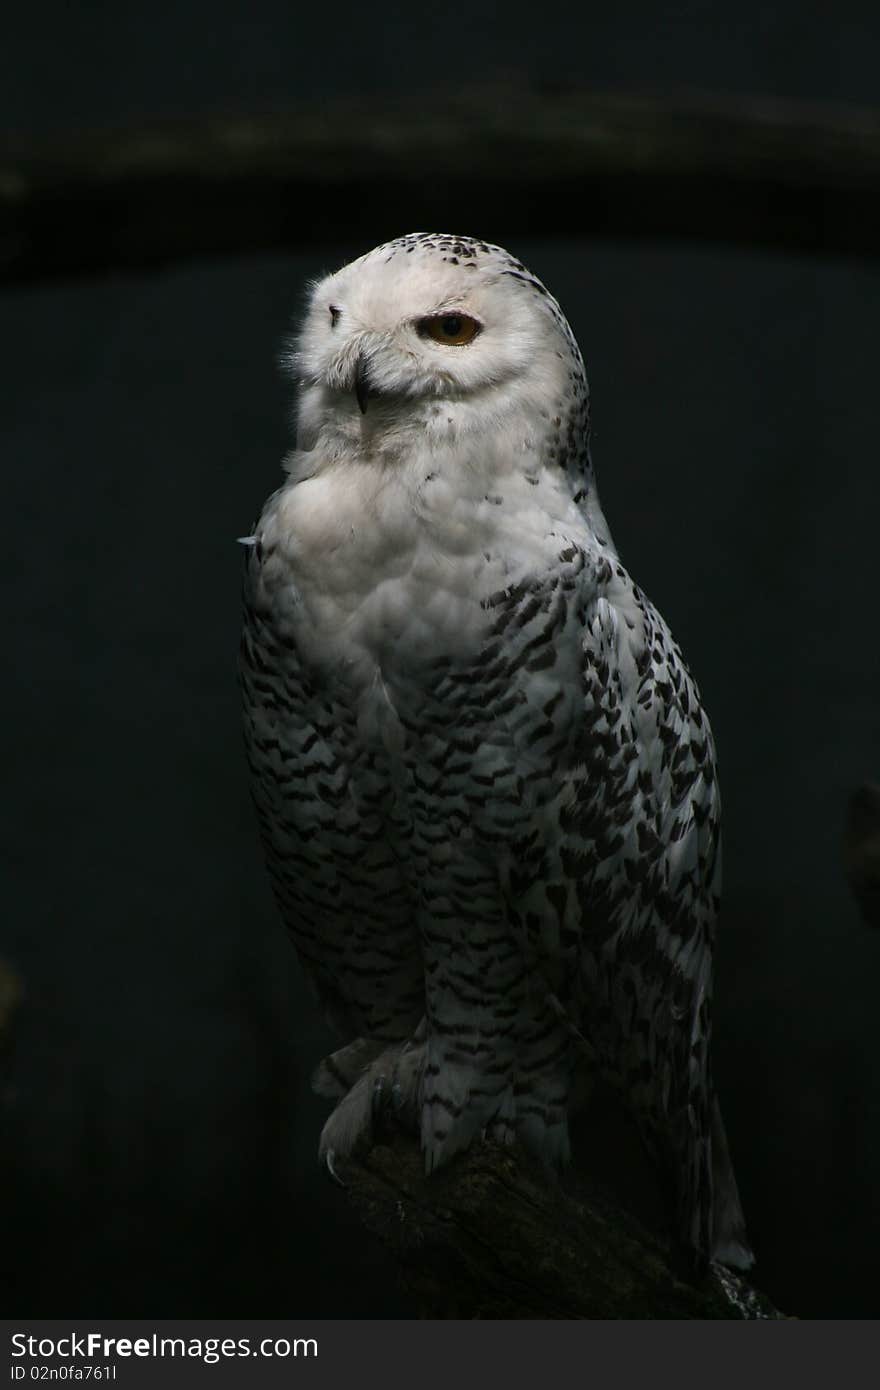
[515,1108,572,1170]
[312,1038,386,1100]
[317,1026,427,1167]
[484,1116,517,1147]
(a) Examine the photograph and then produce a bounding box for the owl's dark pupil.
[442,316,462,336]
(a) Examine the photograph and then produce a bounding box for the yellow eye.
[419,314,481,346]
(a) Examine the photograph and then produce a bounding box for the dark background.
[2,2,879,1318]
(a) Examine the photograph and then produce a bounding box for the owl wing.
[488,538,743,1266]
[559,557,751,1267]
[240,527,423,1048]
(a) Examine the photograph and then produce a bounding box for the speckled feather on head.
[240,232,753,1271]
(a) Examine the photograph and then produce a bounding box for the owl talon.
[487,1119,516,1147]
[317,1031,427,1164]
[371,1075,387,1115]
[323,1147,346,1188]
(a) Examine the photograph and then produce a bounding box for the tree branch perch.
[333,1119,784,1319]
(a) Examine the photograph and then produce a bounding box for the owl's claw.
[323,1147,346,1187]
[371,1075,387,1115]
[317,1029,428,1164]
[486,1117,516,1147]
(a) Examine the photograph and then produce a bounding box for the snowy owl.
[240,233,753,1271]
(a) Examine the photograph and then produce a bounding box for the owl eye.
[329,305,341,327]
[419,314,481,346]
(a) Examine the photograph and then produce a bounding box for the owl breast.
[259,448,593,702]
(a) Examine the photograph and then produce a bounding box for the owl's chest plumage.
[253,450,597,735]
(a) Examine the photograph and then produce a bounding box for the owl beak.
[353,355,372,415]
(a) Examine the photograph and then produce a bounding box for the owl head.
[287,234,591,476]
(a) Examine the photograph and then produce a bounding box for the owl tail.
[710,1098,754,1270]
